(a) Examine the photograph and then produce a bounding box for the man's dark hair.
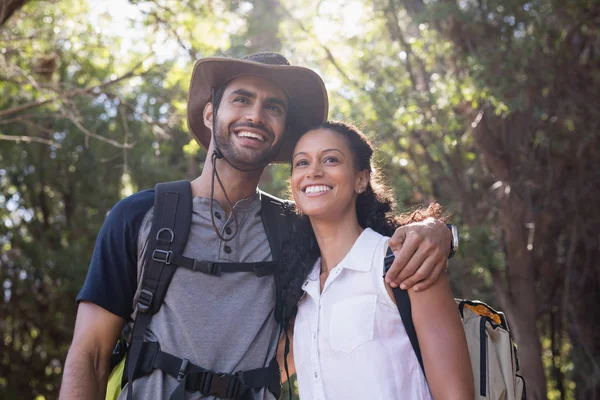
[211,84,227,117]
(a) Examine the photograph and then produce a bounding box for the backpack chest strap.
[133,342,281,400]
[151,249,277,277]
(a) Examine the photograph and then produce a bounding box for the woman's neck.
[311,212,364,275]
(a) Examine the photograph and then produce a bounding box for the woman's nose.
[306,163,323,178]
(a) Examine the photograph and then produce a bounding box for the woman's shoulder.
[361,228,390,252]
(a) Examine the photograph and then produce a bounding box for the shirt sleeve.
[76,189,154,319]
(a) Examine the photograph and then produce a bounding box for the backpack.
[384,251,526,400]
[105,181,293,400]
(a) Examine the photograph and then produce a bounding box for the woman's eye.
[324,156,338,163]
[295,159,308,167]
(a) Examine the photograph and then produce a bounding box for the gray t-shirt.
[119,192,279,399]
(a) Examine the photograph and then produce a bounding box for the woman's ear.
[355,171,370,194]
[203,102,214,130]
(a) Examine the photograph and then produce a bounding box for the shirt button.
[214,211,222,219]
[225,226,232,235]
[314,372,318,378]
[224,245,232,254]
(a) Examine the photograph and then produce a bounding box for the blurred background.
[0,0,598,399]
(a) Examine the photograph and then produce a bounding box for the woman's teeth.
[305,185,332,194]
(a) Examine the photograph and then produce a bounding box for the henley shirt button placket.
[214,211,222,220]
[224,245,232,254]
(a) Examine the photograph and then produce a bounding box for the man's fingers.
[394,245,429,285]
[397,255,436,290]
[409,260,446,292]
[388,226,406,249]
[385,237,419,286]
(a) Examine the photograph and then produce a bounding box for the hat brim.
[187,58,328,163]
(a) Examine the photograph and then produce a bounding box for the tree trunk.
[498,192,547,400]
[0,0,30,27]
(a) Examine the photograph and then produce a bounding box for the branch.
[137,4,197,60]
[276,2,360,89]
[0,60,152,119]
[0,133,60,147]
[105,91,170,139]
[60,106,135,149]
[384,0,430,93]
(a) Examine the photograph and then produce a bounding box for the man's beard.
[213,118,281,170]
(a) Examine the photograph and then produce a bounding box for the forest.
[0,0,599,399]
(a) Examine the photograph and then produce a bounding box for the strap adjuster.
[152,249,173,264]
[205,262,221,276]
[137,289,153,313]
[226,373,242,398]
[193,261,222,276]
[177,358,189,382]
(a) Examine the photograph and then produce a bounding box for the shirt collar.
[193,189,260,213]
[337,228,382,272]
[302,227,384,292]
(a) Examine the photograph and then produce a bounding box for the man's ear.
[203,102,214,130]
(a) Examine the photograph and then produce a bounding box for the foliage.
[1,0,598,399]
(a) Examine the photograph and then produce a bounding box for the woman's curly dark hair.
[275,121,443,328]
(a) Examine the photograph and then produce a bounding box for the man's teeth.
[305,185,332,194]
[237,131,265,142]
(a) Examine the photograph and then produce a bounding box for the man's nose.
[244,103,266,125]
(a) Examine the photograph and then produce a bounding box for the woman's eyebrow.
[292,148,344,160]
[321,148,344,156]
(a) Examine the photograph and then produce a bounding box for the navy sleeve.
[76,189,155,319]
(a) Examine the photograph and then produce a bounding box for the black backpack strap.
[384,248,425,375]
[163,253,278,277]
[133,342,280,400]
[259,191,293,261]
[125,180,193,399]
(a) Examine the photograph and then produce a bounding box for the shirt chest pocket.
[329,295,377,353]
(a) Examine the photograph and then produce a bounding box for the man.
[60,52,454,400]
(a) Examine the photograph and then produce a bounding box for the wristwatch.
[446,224,459,259]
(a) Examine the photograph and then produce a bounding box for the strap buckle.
[193,261,221,276]
[137,289,154,313]
[200,371,241,399]
[152,249,173,264]
[177,358,189,382]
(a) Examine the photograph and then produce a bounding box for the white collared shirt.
[293,228,432,400]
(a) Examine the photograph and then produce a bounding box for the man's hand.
[385,218,452,291]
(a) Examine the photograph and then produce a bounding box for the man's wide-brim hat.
[187,52,329,163]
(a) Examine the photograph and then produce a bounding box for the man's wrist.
[446,224,459,259]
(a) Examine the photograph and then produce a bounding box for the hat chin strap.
[208,89,268,242]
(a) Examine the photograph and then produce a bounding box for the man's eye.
[234,97,249,103]
[267,104,283,113]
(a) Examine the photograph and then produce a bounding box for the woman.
[277,121,473,399]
